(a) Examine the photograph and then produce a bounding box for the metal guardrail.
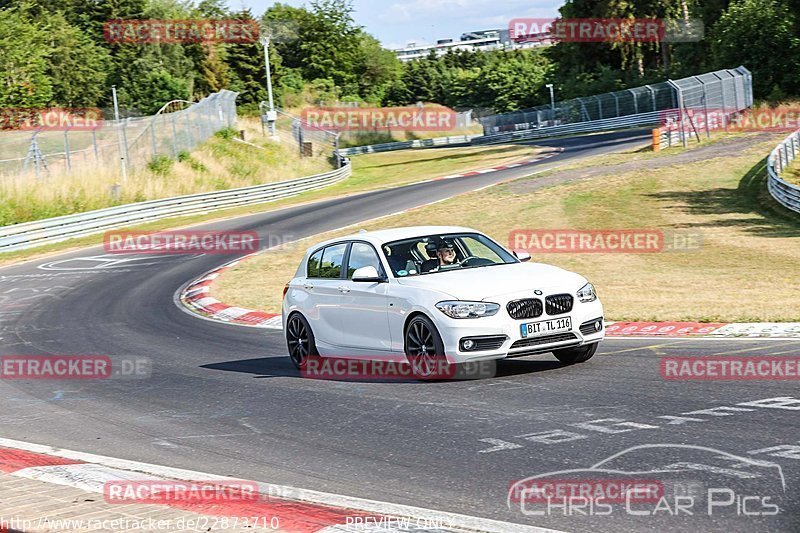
[0,162,351,253]
[472,111,664,145]
[337,134,479,156]
[767,129,800,214]
[335,113,662,157]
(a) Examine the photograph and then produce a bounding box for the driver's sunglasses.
[439,248,455,255]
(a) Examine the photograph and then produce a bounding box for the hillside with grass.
[214,132,800,322]
[0,119,331,226]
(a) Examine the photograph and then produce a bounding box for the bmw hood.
[395,262,587,301]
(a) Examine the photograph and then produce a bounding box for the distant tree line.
[0,0,798,117]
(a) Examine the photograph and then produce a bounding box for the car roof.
[306,226,480,252]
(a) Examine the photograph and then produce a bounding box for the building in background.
[392,28,552,62]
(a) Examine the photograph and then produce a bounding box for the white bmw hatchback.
[282,226,604,375]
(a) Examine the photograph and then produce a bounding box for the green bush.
[147,155,174,176]
[214,127,239,140]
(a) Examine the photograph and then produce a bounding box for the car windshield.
[381,233,517,277]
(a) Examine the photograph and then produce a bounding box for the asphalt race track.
[1,129,798,532]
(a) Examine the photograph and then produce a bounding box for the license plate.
[520,317,572,338]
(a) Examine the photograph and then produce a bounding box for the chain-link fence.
[0,90,238,179]
[259,108,341,164]
[480,67,753,135]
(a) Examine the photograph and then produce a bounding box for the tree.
[225,9,269,107]
[43,12,111,106]
[353,34,401,103]
[0,9,52,107]
[710,0,800,97]
[475,51,552,112]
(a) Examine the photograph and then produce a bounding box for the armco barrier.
[0,162,351,253]
[472,111,665,145]
[337,112,665,157]
[767,129,800,214]
[337,134,479,156]
[336,113,662,156]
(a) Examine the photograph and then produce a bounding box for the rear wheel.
[286,313,317,369]
[552,342,598,365]
[404,315,447,379]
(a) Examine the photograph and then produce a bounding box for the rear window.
[307,249,323,277]
[318,243,347,279]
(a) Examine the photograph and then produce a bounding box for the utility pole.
[260,36,277,137]
[546,83,555,124]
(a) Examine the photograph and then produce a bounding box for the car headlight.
[577,282,597,303]
[435,301,500,319]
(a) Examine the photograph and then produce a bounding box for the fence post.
[122,118,131,171]
[694,76,711,139]
[63,128,72,172]
[667,80,687,148]
[184,112,194,148]
[644,85,655,112]
[628,89,638,114]
[150,123,158,158]
[171,114,179,157]
[714,73,728,131]
[90,129,99,161]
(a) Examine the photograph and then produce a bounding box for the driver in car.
[434,239,459,270]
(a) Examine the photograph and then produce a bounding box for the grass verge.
[0,143,543,266]
[214,132,800,322]
[0,117,330,226]
[782,158,800,186]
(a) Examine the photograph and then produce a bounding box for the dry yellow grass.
[0,117,330,226]
[215,133,800,322]
[0,142,544,265]
[783,158,800,186]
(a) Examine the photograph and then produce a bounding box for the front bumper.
[432,299,604,364]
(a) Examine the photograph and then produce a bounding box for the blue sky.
[229,0,563,49]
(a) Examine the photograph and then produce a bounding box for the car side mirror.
[513,250,531,262]
[352,265,386,282]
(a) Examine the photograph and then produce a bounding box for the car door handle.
[337,286,351,293]
[303,283,314,290]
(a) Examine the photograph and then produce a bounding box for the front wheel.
[404,315,447,379]
[286,313,317,370]
[552,342,598,365]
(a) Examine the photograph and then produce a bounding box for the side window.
[307,249,322,278]
[347,242,382,278]
[319,243,347,279]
